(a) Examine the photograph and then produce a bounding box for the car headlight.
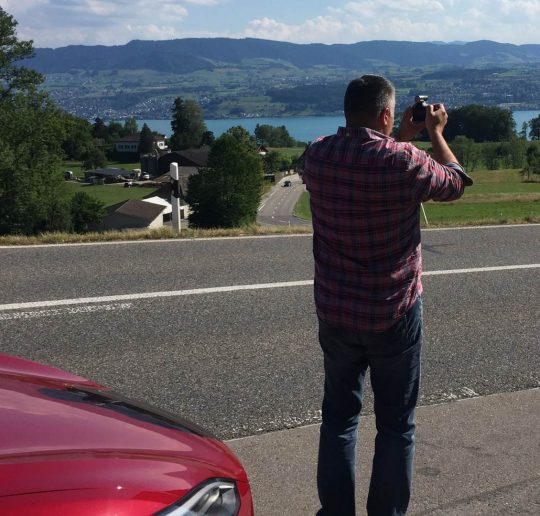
[155,479,240,516]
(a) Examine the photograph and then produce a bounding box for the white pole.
[421,203,429,226]
[170,162,181,232]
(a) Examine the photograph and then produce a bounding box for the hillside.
[29,39,540,73]
[26,38,540,119]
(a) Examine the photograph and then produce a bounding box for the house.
[96,199,167,231]
[140,147,209,182]
[115,134,168,154]
[143,195,189,220]
[157,147,210,175]
[152,166,199,201]
[257,145,269,156]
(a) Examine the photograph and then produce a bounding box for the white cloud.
[244,0,539,45]
[245,16,356,44]
[5,0,215,47]
[183,0,220,4]
[3,0,540,47]
[345,0,443,15]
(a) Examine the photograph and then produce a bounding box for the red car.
[0,353,253,515]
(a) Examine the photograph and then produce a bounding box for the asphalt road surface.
[257,174,310,226]
[0,224,539,440]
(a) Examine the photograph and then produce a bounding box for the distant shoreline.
[133,110,539,142]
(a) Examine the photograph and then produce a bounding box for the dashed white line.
[0,303,133,320]
[0,264,538,312]
[0,281,314,312]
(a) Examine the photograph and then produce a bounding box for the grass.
[270,147,306,159]
[294,189,312,220]
[5,168,537,246]
[64,182,160,208]
[294,169,540,226]
[0,225,312,246]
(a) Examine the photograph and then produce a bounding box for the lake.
[138,110,539,143]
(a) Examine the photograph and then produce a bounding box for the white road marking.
[423,264,540,276]
[0,264,538,312]
[423,223,540,232]
[0,303,133,320]
[0,281,314,311]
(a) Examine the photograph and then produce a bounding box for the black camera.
[411,95,429,122]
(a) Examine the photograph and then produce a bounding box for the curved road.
[257,174,310,226]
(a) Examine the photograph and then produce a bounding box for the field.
[294,169,540,226]
[270,147,306,159]
[62,161,161,208]
[65,182,160,208]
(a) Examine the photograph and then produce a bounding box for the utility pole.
[170,162,181,232]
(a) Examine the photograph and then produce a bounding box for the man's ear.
[379,108,391,131]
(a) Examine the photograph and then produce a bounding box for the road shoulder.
[227,388,540,515]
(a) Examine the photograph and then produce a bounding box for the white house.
[115,134,168,154]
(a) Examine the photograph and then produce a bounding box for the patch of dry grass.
[0,225,312,246]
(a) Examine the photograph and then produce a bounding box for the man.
[303,75,472,516]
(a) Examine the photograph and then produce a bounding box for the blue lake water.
[138,110,539,142]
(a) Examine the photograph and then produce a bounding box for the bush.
[70,192,106,233]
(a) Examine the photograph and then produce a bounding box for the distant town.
[30,38,540,120]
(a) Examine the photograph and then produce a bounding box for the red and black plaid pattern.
[304,127,466,331]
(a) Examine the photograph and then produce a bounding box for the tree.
[201,130,215,146]
[106,120,123,142]
[263,151,280,175]
[519,122,528,140]
[92,117,108,141]
[255,124,296,147]
[482,143,503,170]
[225,126,257,149]
[170,97,207,150]
[122,117,139,136]
[0,9,72,234]
[450,136,480,172]
[0,92,72,234]
[529,115,540,140]
[138,123,154,154]
[522,144,540,181]
[60,111,94,161]
[186,133,264,228]
[445,105,515,142]
[70,192,106,233]
[0,7,43,99]
[498,139,526,169]
[82,146,107,170]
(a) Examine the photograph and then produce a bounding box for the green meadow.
[294,169,540,226]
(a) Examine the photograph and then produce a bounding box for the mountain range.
[28,38,540,74]
[25,38,540,120]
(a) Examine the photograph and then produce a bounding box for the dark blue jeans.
[317,297,423,516]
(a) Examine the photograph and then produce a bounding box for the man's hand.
[425,103,448,136]
[424,103,460,165]
[396,106,424,142]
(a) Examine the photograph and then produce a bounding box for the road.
[0,225,539,441]
[257,174,310,226]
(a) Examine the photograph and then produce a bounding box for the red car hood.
[0,354,248,513]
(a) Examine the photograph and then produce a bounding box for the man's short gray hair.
[344,75,395,119]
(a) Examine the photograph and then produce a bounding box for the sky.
[2,0,539,49]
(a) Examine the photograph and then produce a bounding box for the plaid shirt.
[303,126,469,332]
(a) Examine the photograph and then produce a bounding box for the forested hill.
[28,38,540,74]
